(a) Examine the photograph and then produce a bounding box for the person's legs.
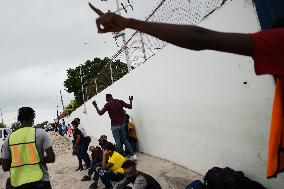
[89,170,101,189]
[77,145,84,169]
[111,126,122,153]
[88,161,95,176]
[99,170,124,189]
[130,140,137,153]
[83,139,91,167]
[119,124,134,156]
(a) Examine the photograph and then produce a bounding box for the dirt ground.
[0,132,203,189]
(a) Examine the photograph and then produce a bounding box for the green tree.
[64,57,129,109]
[0,122,6,128]
[64,58,108,105]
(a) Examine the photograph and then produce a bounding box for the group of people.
[1,2,283,189]
[71,93,144,188]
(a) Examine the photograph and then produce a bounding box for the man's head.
[71,120,79,128]
[102,142,116,155]
[74,118,80,124]
[17,107,35,125]
[121,160,138,177]
[106,94,113,102]
[90,146,102,155]
[98,135,108,147]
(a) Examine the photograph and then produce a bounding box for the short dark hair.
[106,94,112,98]
[17,107,35,123]
[74,118,80,122]
[71,120,79,127]
[122,160,137,169]
[103,142,116,151]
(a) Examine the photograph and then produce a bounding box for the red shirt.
[252,28,284,95]
[103,99,127,126]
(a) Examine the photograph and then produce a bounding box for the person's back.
[114,160,162,189]
[1,107,55,189]
[105,99,125,125]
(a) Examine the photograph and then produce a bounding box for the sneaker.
[81,175,91,181]
[130,155,137,161]
[89,182,98,189]
[76,167,84,171]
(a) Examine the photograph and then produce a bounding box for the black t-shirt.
[73,128,84,146]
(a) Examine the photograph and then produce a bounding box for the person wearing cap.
[114,160,162,189]
[92,94,137,160]
[89,142,125,189]
[81,146,103,181]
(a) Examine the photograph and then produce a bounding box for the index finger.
[88,2,104,16]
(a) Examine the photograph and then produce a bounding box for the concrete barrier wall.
[65,0,284,188]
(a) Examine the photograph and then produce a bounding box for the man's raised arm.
[92,100,106,116]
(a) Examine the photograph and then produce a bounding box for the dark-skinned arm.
[127,19,254,56]
[2,159,11,172]
[123,96,133,109]
[92,100,107,116]
[89,3,254,57]
[102,151,114,170]
[44,146,55,163]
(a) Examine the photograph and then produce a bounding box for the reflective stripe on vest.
[9,127,43,187]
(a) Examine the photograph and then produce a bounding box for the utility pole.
[80,65,87,114]
[0,107,4,125]
[60,90,64,112]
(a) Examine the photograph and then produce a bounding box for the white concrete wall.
[65,0,284,188]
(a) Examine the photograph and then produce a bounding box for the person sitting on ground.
[89,142,125,189]
[98,134,109,148]
[81,146,103,181]
[124,114,137,155]
[72,120,91,171]
[114,160,162,189]
[1,107,55,189]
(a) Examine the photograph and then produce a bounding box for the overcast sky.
[0,0,161,125]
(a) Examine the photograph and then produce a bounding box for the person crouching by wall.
[81,146,103,181]
[72,120,91,171]
[124,114,138,155]
[89,142,125,189]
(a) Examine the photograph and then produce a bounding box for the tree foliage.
[0,122,6,128]
[63,57,129,116]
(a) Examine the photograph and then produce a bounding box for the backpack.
[185,180,205,189]
[204,167,266,189]
[204,167,245,189]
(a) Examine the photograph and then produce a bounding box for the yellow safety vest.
[9,127,43,187]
